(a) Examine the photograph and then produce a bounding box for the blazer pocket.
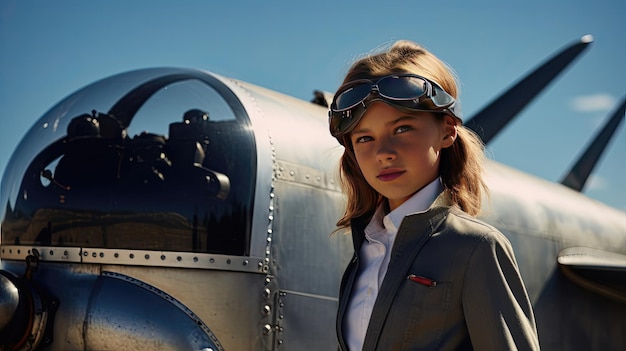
[399,278,453,349]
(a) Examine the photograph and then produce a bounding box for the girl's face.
[350,101,456,211]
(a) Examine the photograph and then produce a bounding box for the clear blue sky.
[1,0,624,210]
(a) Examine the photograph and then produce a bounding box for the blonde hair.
[334,40,488,230]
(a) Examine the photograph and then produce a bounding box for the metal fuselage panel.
[0,258,270,350]
[219,77,353,348]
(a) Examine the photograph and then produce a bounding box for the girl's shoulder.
[435,206,512,248]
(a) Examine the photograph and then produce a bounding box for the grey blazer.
[337,205,540,350]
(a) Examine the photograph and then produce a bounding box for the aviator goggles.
[329,74,461,140]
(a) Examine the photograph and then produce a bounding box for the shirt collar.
[367,178,444,236]
[385,178,444,232]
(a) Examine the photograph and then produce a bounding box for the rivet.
[263,288,271,298]
[263,305,271,314]
[145,254,150,260]
[243,260,249,266]
[263,324,272,335]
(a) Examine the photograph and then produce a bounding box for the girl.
[329,40,540,350]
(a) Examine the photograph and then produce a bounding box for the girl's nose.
[376,139,396,162]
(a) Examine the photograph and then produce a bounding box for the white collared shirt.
[344,178,443,351]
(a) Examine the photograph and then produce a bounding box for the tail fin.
[561,96,626,191]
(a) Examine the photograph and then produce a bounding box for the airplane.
[0,34,624,350]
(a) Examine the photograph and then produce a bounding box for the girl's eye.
[354,135,373,144]
[395,125,412,134]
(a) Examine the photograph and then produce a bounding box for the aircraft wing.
[558,246,626,303]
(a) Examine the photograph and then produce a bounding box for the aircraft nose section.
[85,271,224,351]
[0,272,19,330]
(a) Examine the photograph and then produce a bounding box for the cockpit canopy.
[1,68,256,255]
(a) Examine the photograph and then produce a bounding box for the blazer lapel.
[361,207,448,350]
[337,214,371,350]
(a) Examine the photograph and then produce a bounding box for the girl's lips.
[377,170,405,181]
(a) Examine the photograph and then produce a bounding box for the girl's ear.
[441,115,458,149]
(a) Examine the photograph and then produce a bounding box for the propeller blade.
[561,96,626,191]
[465,35,593,144]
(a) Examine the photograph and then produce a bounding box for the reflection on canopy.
[1,68,256,256]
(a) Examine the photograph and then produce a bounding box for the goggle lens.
[329,74,460,141]
[334,76,428,111]
[377,75,426,100]
[334,83,372,111]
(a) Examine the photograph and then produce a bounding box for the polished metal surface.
[0,273,19,330]
[84,271,223,350]
[1,246,265,273]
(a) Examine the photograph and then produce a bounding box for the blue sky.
[0,0,624,210]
